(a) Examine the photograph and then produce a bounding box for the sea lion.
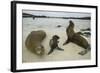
[63,20,75,45]
[57,25,62,28]
[48,35,64,55]
[25,30,46,56]
[81,28,91,31]
[77,31,91,37]
[63,20,90,55]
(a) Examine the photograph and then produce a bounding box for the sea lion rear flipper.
[78,50,88,55]
[78,44,91,56]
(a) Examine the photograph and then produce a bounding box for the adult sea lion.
[63,20,75,45]
[25,30,46,56]
[63,20,90,55]
[48,35,64,55]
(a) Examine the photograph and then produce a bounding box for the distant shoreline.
[22,13,91,20]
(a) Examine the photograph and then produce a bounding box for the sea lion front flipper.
[48,48,55,55]
[56,47,64,51]
[63,39,70,45]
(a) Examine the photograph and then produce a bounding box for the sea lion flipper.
[78,44,91,55]
[63,39,69,45]
[57,47,64,51]
[78,50,87,55]
[48,48,54,55]
[78,49,89,55]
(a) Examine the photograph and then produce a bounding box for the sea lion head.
[52,35,60,40]
[69,20,74,28]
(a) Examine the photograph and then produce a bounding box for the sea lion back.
[71,33,89,49]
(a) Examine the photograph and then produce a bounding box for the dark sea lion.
[63,20,75,45]
[81,28,91,31]
[25,30,46,56]
[63,20,90,55]
[48,35,64,55]
[57,25,62,28]
[77,31,91,37]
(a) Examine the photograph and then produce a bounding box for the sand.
[22,18,91,63]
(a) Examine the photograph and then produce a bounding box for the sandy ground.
[22,29,91,63]
[22,18,91,63]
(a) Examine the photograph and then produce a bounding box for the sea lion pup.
[63,20,90,55]
[48,35,64,55]
[25,30,46,56]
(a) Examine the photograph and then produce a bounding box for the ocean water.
[22,17,91,63]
